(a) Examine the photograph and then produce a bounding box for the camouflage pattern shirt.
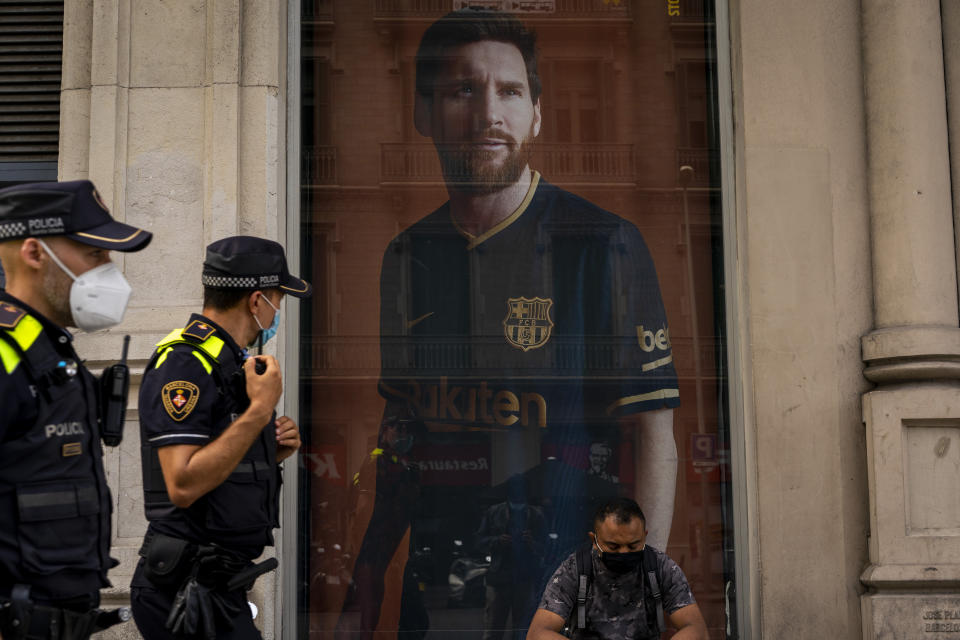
[538,546,696,640]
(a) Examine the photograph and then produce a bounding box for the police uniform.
[0,180,152,639]
[131,236,310,640]
[353,172,679,633]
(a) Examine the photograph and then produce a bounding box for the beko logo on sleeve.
[637,325,671,352]
[45,421,85,438]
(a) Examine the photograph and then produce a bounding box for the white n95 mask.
[37,239,132,332]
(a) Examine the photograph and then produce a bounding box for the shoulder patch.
[182,320,217,341]
[162,380,201,422]
[0,303,27,329]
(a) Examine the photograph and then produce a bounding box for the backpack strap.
[574,541,592,631]
[642,546,666,633]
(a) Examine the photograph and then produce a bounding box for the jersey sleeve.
[600,223,680,419]
[139,348,221,447]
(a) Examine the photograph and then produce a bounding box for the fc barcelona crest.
[503,297,554,352]
[162,381,200,422]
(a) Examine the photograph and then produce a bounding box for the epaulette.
[182,319,217,341]
[0,302,27,330]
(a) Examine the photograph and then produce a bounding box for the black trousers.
[130,565,261,640]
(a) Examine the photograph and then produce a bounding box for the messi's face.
[419,40,542,193]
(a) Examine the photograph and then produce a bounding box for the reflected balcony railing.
[669,0,707,22]
[373,0,630,20]
[302,0,334,21]
[532,143,634,183]
[300,335,719,380]
[676,147,715,187]
[380,142,635,184]
[303,145,338,185]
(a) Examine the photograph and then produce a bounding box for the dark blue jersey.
[365,173,682,605]
[379,174,679,435]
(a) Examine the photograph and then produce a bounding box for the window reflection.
[298,2,732,638]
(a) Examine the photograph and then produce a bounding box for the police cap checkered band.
[0,179,151,251]
[202,235,311,298]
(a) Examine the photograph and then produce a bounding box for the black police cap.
[202,236,312,298]
[0,179,152,251]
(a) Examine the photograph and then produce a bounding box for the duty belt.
[139,533,277,640]
[0,585,130,640]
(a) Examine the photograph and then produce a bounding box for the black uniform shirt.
[0,291,78,442]
[139,314,249,449]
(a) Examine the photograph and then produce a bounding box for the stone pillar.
[59,1,287,638]
[860,1,960,637]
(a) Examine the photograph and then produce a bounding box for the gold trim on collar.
[74,228,146,243]
[453,171,541,250]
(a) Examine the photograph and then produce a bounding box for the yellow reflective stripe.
[154,346,174,369]
[191,350,212,374]
[0,338,19,373]
[9,314,42,350]
[1,315,43,374]
[198,335,225,359]
[154,326,226,372]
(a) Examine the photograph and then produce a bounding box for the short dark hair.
[415,9,541,102]
[202,287,281,312]
[593,497,646,530]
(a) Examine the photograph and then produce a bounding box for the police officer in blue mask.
[131,236,311,640]
[0,180,152,639]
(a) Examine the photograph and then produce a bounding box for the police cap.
[0,179,152,251]
[202,235,312,298]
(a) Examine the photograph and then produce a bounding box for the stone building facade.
[6,0,958,638]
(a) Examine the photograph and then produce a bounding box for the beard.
[435,127,535,194]
[42,261,74,327]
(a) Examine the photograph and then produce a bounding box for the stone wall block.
[129,0,205,87]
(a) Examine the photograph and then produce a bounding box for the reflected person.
[474,477,546,640]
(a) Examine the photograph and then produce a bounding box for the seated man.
[527,497,708,640]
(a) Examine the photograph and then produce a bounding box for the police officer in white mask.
[0,180,152,640]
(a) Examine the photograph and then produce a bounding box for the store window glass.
[297,1,735,638]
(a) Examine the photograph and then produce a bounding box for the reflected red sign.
[304,444,347,486]
[416,444,491,486]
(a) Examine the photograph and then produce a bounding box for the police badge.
[162,381,200,421]
[503,296,554,351]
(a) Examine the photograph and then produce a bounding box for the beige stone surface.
[862,0,957,328]
[129,0,206,87]
[862,593,960,640]
[737,0,872,637]
[61,0,92,91]
[59,88,92,180]
[945,0,960,309]
[863,384,960,567]
[240,0,282,87]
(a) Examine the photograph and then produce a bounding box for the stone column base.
[862,589,960,639]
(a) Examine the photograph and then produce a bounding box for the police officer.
[0,180,152,639]
[131,236,310,640]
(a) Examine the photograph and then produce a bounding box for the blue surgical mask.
[252,293,281,346]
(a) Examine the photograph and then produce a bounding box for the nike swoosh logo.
[407,312,435,329]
